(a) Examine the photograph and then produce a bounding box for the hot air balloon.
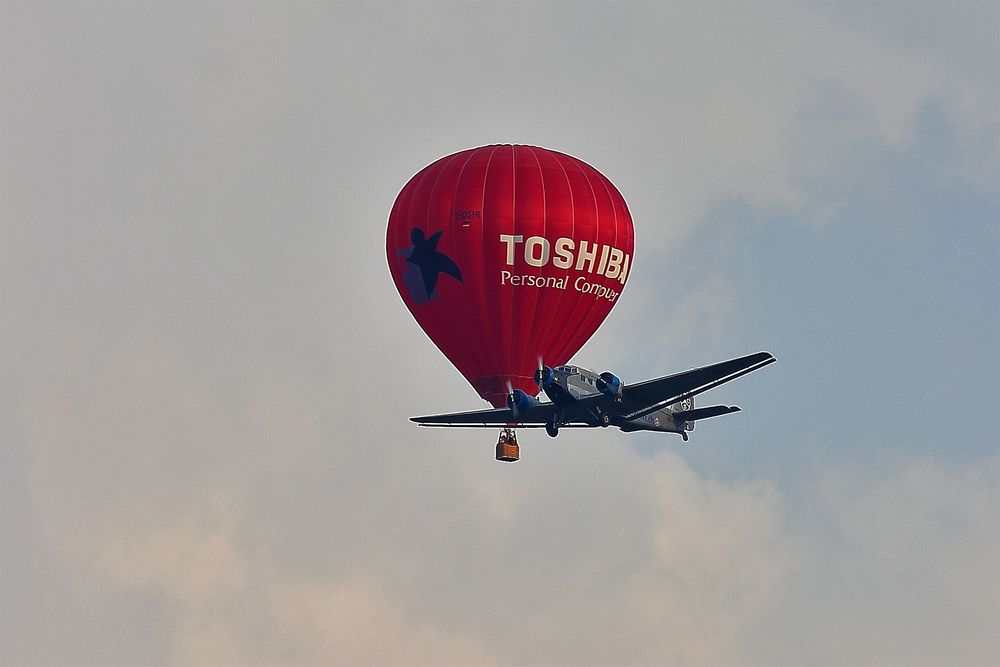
[386,144,634,409]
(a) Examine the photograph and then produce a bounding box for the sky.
[2,2,998,666]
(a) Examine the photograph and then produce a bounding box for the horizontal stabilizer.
[673,405,740,422]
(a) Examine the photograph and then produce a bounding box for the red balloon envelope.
[386,145,634,407]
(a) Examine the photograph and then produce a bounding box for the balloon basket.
[495,429,519,462]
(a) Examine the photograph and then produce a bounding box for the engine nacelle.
[596,372,623,399]
[533,365,555,388]
[507,389,540,418]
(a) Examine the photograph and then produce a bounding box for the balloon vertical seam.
[533,148,574,375]
[554,155,601,363]
[520,145,546,380]
[479,145,502,399]
[578,165,618,362]
[449,148,481,382]
[506,145,517,394]
[427,151,475,379]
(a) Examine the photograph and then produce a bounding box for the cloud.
[96,511,499,665]
[3,2,998,666]
[624,458,792,665]
[266,576,497,667]
[6,320,997,665]
[4,321,787,665]
[100,518,246,606]
[751,455,1000,666]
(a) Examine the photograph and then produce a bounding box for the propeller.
[533,355,554,388]
[505,379,519,419]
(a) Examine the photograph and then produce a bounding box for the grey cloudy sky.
[2,2,998,665]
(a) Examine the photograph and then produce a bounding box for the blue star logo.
[401,228,462,303]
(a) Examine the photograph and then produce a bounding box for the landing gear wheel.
[601,412,611,427]
[545,420,559,438]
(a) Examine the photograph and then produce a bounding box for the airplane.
[412,351,776,461]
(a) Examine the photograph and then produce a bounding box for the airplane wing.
[411,351,774,428]
[411,402,558,427]
[620,351,775,420]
